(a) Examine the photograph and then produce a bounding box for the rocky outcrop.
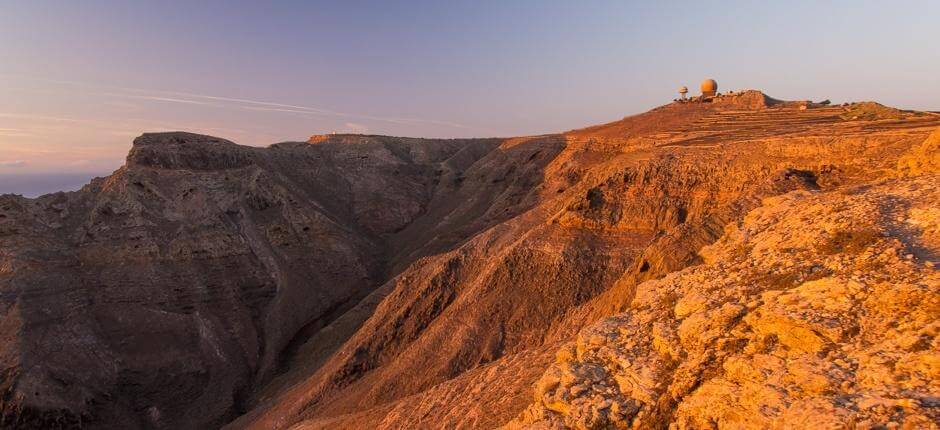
[898,128,940,176]
[127,132,255,170]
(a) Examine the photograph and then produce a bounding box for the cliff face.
[1,94,939,429]
[0,132,514,429]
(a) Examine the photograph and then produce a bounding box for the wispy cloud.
[0,128,35,138]
[0,74,477,131]
[101,93,213,106]
[159,91,339,115]
[0,112,243,139]
[0,112,84,123]
[0,160,27,168]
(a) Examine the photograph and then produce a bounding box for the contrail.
[0,74,475,130]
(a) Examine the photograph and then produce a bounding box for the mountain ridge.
[1,92,939,429]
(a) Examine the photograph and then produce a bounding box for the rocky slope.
[506,174,940,429]
[1,91,938,429]
[0,132,516,428]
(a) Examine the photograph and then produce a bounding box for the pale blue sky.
[1,0,938,194]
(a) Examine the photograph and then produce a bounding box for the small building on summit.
[675,79,720,103]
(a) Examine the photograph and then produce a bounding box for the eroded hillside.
[506,173,940,429]
[1,92,938,429]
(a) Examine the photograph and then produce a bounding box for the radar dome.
[700,79,718,97]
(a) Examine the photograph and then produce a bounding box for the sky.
[1,0,938,196]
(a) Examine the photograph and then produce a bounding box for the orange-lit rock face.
[506,176,940,429]
[2,94,939,430]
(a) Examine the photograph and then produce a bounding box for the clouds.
[0,74,497,174]
[0,127,34,138]
[1,74,474,130]
[130,95,213,106]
